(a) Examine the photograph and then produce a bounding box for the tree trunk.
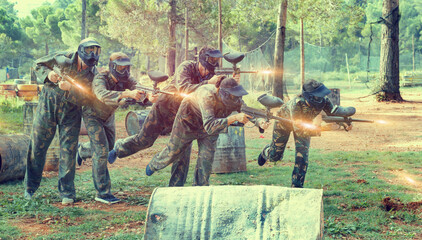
[218,0,222,67]
[412,35,415,73]
[273,0,288,100]
[81,0,86,40]
[185,7,189,61]
[167,0,177,76]
[146,55,150,72]
[377,0,402,102]
[45,41,49,55]
[300,18,305,87]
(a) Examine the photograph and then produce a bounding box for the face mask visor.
[115,64,130,74]
[83,46,101,56]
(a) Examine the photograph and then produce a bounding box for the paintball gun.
[234,94,319,132]
[322,116,374,131]
[215,53,247,75]
[134,70,174,96]
[215,52,272,75]
[50,65,113,118]
[233,94,290,126]
[238,94,290,125]
[123,71,182,106]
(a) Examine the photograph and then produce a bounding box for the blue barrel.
[212,126,246,173]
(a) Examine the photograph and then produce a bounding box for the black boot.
[257,145,270,166]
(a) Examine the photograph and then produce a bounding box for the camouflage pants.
[80,108,115,197]
[115,92,181,158]
[268,122,311,188]
[114,92,192,186]
[25,86,81,200]
[149,124,219,186]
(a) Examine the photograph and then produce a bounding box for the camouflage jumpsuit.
[78,72,143,197]
[268,95,335,188]
[114,61,215,186]
[25,51,98,200]
[149,85,235,186]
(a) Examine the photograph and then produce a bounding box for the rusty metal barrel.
[144,186,324,240]
[0,135,30,183]
[212,126,246,173]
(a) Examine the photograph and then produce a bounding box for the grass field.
[0,139,421,239]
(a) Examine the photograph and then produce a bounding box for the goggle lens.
[84,46,101,55]
[207,56,219,66]
[116,65,130,74]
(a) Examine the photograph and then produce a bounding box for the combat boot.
[257,144,270,166]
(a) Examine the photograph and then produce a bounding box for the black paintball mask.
[77,39,101,67]
[302,80,331,110]
[109,56,132,82]
[219,78,248,110]
[199,48,224,76]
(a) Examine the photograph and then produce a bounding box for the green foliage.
[325,217,357,238]
[0,97,24,134]
[21,5,65,57]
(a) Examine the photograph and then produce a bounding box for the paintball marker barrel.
[322,116,374,131]
[240,105,292,125]
[322,116,374,124]
[215,69,258,74]
[134,85,175,96]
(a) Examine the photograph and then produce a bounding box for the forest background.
[0,0,421,91]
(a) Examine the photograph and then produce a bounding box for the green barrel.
[0,135,30,183]
[212,126,246,173]
[144,186,324,240]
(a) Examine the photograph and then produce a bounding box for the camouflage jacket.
[177,85,234,136]
[171,61,214,94]
[34,51,98,106]
[92,71,143,111]
[276,95,335,131]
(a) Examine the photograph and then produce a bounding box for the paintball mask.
[199,48,224,73]
[302,80,331,110]
[109,52,132,82]
[219,78,248,110]
[78,39,101,67]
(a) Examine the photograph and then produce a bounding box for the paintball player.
[257,79,356,188]
[24,38,102,205]
[145,77,269,186]
[108,46,226,186]
[76,52,153,204]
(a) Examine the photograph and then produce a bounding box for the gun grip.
[230,121,244,127]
